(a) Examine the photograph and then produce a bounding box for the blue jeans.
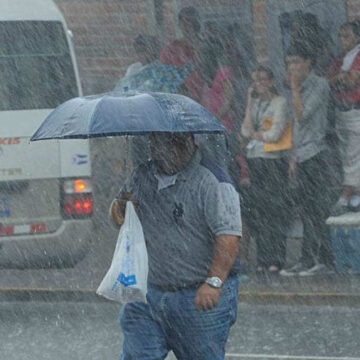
[119,275,239,360]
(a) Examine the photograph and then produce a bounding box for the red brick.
[253,8,267,24]
[79,58,127,68]
[253,0,266,13]
[347,0,360,12]
[57,0,267,94]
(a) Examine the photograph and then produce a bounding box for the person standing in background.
[289,12,335,77]
[159,6,203,102]
[125,34,160,77]
[197,30,235,174]
[280,44,334,277]
[328,21,360,215]
[241,65,291,274]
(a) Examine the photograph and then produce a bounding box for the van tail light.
[63,194,93,216]
[63,179,92,194]
[61,178,93,218]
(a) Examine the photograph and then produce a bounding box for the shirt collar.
[301,70,316,91]
[154,173,178,191]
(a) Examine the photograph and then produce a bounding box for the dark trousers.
[295,151,335,268]
[243,157,291,267]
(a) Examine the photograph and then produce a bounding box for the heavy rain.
[1,0,360,359]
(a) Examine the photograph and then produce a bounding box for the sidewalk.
[1,273,360,307]
[238,273,360,306]
[1,219,360,306]
[237,226,360,306]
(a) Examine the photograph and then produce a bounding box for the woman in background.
[241,65,291,274]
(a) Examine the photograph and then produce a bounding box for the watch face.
[206,277,222,288]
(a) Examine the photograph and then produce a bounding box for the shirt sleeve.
[350,52,360,72]
[301,78,330,122]
[262,97,289,143]
[204,181,242,237]
[241,122,252,138]
[241,123,252,138]
[241,102,255,138]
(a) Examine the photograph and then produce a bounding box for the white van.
[0,0,93,268]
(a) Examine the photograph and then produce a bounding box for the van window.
[0,21,78,111]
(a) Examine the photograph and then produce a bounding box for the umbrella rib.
[87,97,106,137]
[148,92,172,132]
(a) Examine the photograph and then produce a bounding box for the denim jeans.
[119,275,239,360]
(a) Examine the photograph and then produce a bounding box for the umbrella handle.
[123,136,132,189]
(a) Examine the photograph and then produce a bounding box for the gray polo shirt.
[289,71,330,163]
[125,150,242,288]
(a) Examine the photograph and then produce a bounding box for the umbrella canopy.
[30,92,226,141]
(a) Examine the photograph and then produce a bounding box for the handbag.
[263,116,292,152]
[96,201,148,303]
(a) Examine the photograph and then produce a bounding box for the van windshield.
[0,21,78,111]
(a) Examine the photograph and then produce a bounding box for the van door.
[0,20,82,235]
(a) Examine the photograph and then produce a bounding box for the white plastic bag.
[96,201,148,303]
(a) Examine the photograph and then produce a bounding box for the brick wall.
[347,0,360,20]
[55,0,157,94]
[251,0,268,64]
[54,0,358,95]
[161,0,178,43]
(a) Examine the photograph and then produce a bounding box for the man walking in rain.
[110,132,242,360]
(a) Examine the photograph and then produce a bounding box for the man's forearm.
[208,234,240,282]
[292,86,303,122]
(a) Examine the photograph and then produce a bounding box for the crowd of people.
[121,7,360,277]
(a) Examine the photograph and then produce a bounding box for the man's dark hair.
[253,64,275,80]
[178,6,201,33]
[133,34,160,61]
[341,21,360,38]
[286,42,316,65]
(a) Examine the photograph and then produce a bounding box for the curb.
[238,291,360,307]
[0,288,103,302]
[1,287,360,306]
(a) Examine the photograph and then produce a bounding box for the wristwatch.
[205,276,223,289]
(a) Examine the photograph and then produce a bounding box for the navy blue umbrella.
[30,92,226,141]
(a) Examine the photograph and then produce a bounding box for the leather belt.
[149,282,203,292]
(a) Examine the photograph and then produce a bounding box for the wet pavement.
[1,300,360,360]
[1,217,360,301]
[1,198,360,360]
[1,216,360,298]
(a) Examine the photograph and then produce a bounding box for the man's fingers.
[206,297,215,311]
[200,298,211,312]
[195,295,219,312]
[195,295,202,312]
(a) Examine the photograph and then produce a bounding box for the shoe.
[279,263,307,277]
[330,197,349,216]
[298,264,334,277]
[268,265,280,273]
